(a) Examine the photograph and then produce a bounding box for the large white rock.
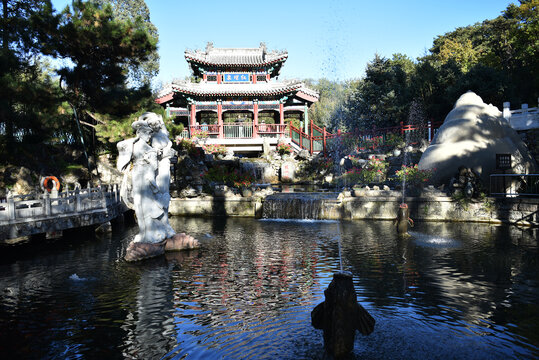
[418,92,537,185]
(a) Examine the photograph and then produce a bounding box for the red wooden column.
[217,101,223,138]
[203,73,207,82]
[323,127,327,157]
[190,104,196,127]
[252,72,257,84]
[253,100,259,138]
[279,103,284,137]
[217,72,222,84]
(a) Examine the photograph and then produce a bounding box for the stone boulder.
[418,92,537,185]
[12,167,35,195]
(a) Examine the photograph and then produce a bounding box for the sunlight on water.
[410,231,461,248]
[259,218,338,224]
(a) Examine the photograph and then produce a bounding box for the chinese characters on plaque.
[223,73,250,83]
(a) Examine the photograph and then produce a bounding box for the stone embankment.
[169,188,539,227]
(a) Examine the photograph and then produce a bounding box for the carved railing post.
[7,192,16,220]
[44,191,51,216]
[113,184,118,203]
[100,185,106,208]
[75,188,81,212]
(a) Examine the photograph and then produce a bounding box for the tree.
[0,0,56,146]
[436,38,479,73]
[40,1,157,110]
[95,0,159,87]
[307,78,345,129]
[339,54,415,132]
[34,0,158,158]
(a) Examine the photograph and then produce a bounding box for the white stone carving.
[117,113,177,244]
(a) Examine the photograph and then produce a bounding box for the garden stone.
[281,161,295,182]
[180,186,197,198]
[340,157,353,171]
[262,138,271,155]
[95,221,112,234]
[297,149,310,160]
[356,159,367,168]
[224,149,235,160]
[419,91,537,185]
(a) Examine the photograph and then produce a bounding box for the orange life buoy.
[43,176,61,192]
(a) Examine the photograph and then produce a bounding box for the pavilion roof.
[185,42,288,68]
[155,80,319,104]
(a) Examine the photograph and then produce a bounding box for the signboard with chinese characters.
[281,161,295,182]
[223,73,250,83]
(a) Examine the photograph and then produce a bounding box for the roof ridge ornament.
[260,42,267,59]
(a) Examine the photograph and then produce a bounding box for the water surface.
[0,218,537,359]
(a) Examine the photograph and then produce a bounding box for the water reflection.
[0,218,537,359]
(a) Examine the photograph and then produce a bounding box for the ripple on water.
[0,219,537,359]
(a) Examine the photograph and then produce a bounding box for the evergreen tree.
[0,0,55,147]
[95,0,159,87]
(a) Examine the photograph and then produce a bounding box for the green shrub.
[203,165,255,188]
[343,157,388,184]
[394,164,433,185]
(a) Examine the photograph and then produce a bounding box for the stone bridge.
[0,185,126,241]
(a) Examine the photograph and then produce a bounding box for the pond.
[0,217,537,359]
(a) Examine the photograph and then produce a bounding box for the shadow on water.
[0,218,537,359]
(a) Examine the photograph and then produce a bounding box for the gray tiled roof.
[185,42,288,67]
[174,80,317,98]
[155,80,319,102]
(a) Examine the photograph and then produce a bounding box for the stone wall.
[344,196,538,226]
[169,197,262,218]
[169,195,539,226]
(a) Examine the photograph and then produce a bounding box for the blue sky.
[52,0,515,86]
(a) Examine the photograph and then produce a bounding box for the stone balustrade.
[503,99,539,131]
[0,184,124,241]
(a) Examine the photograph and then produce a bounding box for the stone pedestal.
[312,272,375,358]
[125,240,166,262]
[165,233,200,251]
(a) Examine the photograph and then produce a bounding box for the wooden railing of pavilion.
[178,121,442,155]
[289,121,442,155]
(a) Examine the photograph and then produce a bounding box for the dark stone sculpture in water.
[311,272,375,358]
[395,203,413,235]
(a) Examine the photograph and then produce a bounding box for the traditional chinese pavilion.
[155,42,319,153]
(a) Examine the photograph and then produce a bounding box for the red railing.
[189,123,288,139]
[186,121,441,155]
[189,124,220,137]
[256,124,288,137]
[291,121,442,155]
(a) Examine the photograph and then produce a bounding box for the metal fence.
[489,174,539,196]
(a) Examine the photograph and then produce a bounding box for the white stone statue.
[117,112,199,261]
[116,116,170,260]
[145,112,176,239]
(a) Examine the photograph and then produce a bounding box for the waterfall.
[262,193,341,220]
[240,160,275,183]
